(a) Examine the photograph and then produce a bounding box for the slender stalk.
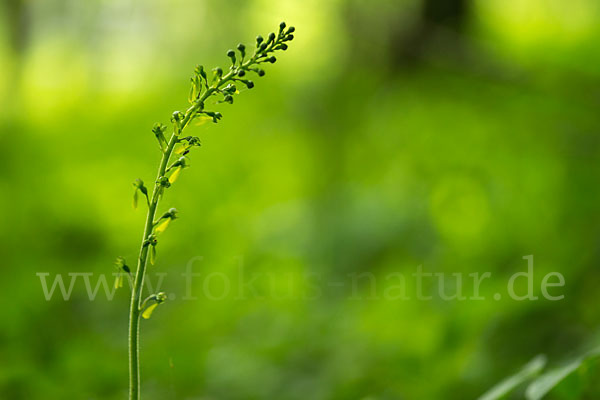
[128,83,227,400]
[128,136,174,400]
[125,24,295,399]
[128,104,198,400]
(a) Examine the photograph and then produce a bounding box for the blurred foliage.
[1,0,600,399]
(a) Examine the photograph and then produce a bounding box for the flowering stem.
[128,79,232,400]
[125,23,295,400]
[127,102,200,400]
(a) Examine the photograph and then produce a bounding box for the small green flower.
[154,207,178,235]
[133,179,149,209]
[114,257,131,289]
[141,292,168,319]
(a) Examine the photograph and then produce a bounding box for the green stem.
[127,78,230,400]
[128,133,176,400]
[125,29,290,392]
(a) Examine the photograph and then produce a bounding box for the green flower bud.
[195,65,207,80]
[257,69,265,77]
[224,95,234,104]
[238,70,246,77]
[226,49,236,64]
[279,22,286,31]
[280,43,288,50]
[223,83,236,94]
[256,35,264,46]
[259,43,268,52]
[245,80,254,89]
[213,67,223,77]
[268,56,276,64]
[237,43,246,57]
[268,32,276,43]
[172,111,182,121]
[287,26,295,33]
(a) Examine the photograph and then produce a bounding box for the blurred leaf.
[478,355,547,400]
[525,358,582,400]
[525,348,600,400]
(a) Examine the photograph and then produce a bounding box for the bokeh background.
[2,0,600,399]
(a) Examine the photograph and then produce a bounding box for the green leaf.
[526,358,583,400]
[526,348,600,400]
[478,355,547,400]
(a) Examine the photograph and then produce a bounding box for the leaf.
[526,358,583,400]
[526,348,600,400]
[478,355,547,400]
[154,218,171,235]
[141,303,158,319]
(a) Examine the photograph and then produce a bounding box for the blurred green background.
[2,0,600,399]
